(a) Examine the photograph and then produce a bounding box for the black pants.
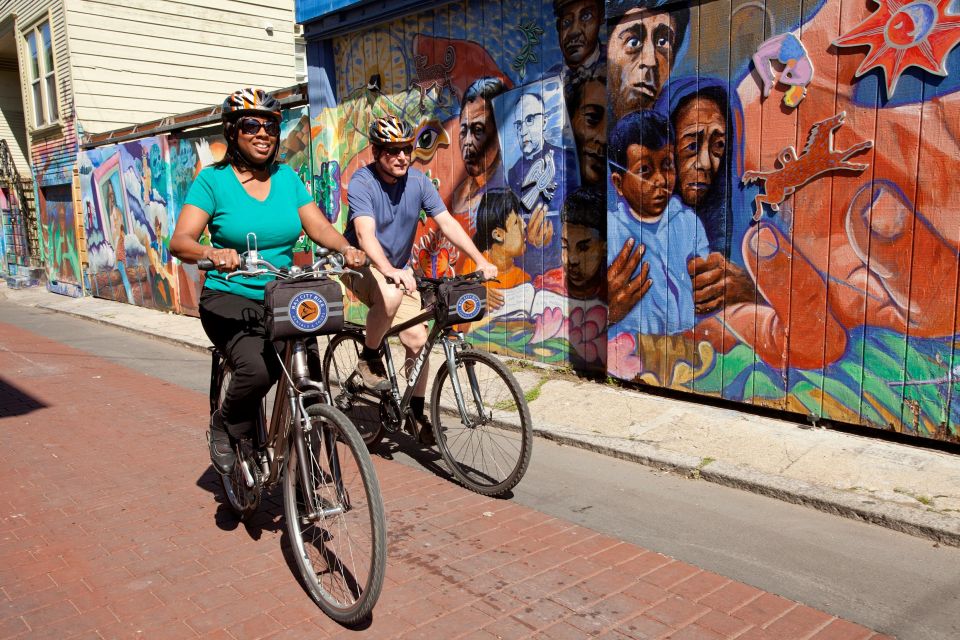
[199,289,320,439]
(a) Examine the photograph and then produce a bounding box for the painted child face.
[613,142,675,219]
[562,222,604,288]
[497,211,527,258]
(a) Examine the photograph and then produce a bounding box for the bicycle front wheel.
[430,349,533,496]
[323,332,386,448]
[283,403,387,624]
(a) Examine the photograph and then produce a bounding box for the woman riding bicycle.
[170,87,366,474]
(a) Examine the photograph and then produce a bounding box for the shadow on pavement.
[0,376,49,417]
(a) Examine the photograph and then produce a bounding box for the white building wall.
[64,0,299,134]
[0,66,30,174]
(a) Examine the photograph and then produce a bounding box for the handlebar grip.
[197,258,215,271]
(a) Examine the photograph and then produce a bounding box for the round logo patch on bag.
[456,293,482,320]
[289,291,329,331]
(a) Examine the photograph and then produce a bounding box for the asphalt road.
[2,300,958,640]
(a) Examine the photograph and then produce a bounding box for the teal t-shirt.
[184,164,313,301]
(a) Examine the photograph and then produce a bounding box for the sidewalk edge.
[535,426,960,548]
[33,300,212,355]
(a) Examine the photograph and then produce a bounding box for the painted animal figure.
[741,112,873,221]
[412,46,456,110]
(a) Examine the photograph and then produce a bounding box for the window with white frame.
[295,37,307,84]
[25,19,59,128]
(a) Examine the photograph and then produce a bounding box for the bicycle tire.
[322,332,386,448]
[212,365,261,520]
[430,349,533,497]
[283,403,387,623]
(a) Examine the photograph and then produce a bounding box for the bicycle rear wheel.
[430,349,533,496]
[212,364,261,520]
[283,404,387,623]
[323,332,385,448]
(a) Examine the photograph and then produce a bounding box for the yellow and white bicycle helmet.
[368,115,415,145]
[221,88,282,121]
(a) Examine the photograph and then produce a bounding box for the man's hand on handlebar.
[203,248,240,273]
[384,267,417,294]
[475,258,498,282]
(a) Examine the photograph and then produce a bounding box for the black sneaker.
[356,357,390,393]
[414,413,436,446]
[208,412,237,473]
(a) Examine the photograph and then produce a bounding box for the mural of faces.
[557,0,602,67]
[514,93,546,160]
[570,77,607,186]
[672,95,726,207]
[608,8,678,118]
[459,97,500,177]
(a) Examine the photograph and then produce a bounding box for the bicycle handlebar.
[384,271,496,291]
[197,248,368,281]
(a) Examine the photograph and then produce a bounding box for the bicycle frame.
[216,334,345,519]
[373,303,486,433]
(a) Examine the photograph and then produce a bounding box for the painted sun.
[833,0,960,96]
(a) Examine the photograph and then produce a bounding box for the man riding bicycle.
[341,115,498,445]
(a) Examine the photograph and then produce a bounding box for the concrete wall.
[299,0,960,442]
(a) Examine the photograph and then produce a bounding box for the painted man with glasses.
[506,92,577,216]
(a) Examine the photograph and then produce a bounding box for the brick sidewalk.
[0,323,886,639]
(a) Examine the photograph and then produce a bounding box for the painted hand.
[526,203,554,249]
[608,238,652,325]
[687,253,756,315]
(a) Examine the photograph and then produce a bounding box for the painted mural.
[37,184,82,296]
[312,0,609,372]
[74,106,313,316]
[603,0,960,442]
[298,0,960,441]
[78,137,178,311]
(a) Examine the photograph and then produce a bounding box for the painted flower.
[608,332,644,381]
[531,306,566,344]
[569,304,606,364]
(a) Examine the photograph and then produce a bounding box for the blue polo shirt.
[344,164,446,268]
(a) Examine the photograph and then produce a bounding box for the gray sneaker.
[356,357,390,393]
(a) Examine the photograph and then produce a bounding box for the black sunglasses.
[237,117,280,136]
[383,145,414,157]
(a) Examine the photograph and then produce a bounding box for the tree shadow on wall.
[0,377,49,417]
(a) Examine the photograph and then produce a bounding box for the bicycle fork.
[441,338,487,427]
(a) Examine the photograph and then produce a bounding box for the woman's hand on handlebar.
[203,248,240,272]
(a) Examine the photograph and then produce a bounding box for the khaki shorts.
[341,266,425,328]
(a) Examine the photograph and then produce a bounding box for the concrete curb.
[534,424,960,547]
